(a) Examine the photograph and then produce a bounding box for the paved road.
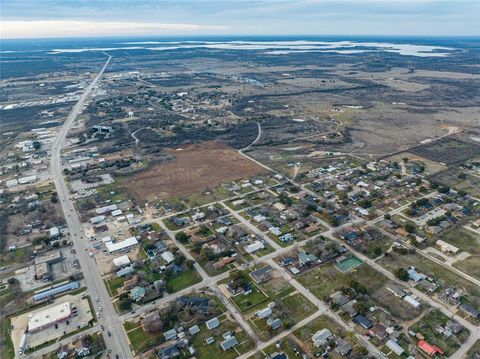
[157,218,258,343]
[50,55,133,359]
[237,150,480,357]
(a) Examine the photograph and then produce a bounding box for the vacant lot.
[432,166,480,197]
[384,152,447,175]
[453,256,480,280]
[410,138,480,165]
[297,263,387,300]
[123,141,265,202]
[439,227,480,255]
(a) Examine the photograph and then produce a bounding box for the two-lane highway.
[50,55,133,359]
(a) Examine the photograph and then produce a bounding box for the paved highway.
[50,55,133,359]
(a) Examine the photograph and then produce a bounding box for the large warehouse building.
[106,236,138,254]
[27,302,72,333]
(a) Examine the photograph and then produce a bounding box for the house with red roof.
[418,339,445,357]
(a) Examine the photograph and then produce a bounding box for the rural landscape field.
[1,1,480,359]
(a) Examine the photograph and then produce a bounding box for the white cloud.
[0,20,229,39]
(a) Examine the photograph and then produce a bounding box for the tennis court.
[335,256,363,272]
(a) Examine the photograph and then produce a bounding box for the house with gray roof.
[220,336,239,351]
[206,317,220,330]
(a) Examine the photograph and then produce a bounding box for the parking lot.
[10,292,93,353]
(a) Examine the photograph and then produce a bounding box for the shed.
[163,329,177,341]
[206,317,220,330]
[188,325,200,335]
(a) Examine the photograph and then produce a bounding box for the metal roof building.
[106,236,138,254]
[33,281,80,301]
[113,255,131,267]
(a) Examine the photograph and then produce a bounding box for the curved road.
[50,55,133,359]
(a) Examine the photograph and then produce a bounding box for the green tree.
[394,267,409,281]
[404,222,416,234]
[119,298,132,311]
[175,231,189,244]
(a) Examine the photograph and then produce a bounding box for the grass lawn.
[453,255,480,280]
[231,284,269,312]
[439,227,480,255]
[107,277,125,297]
[166,267,202,293]
[151,222,161,232]
[409,309,470,356]
[5,317,15,359]
[261,337,300,359]
[196,257,233,277]
[182,186,234,208]
[123,320,139,331]
[126,325,164,354]
[297,263,387,300]
[281,293,316,319]
[163,218,186,231]
[294,315,347,343]
[96,182,131,203]
[293,315,363,358]
[190,317,255,359]
[467,339,480,356]
[249,291,316,341]
[364,237,394,259]
[254,245,275,257]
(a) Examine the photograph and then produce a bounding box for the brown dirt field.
[123,141,266,201]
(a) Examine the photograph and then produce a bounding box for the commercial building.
[34,250,62,280]
[33,281,80,301]
[28,302,71,333]
[404,295,421,310]
[95,204,118,215]
[436,240,459,254]
[106,236,138,254]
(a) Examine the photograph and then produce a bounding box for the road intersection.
[44,56,478,359]
[49,55,133,359]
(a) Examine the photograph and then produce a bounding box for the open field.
[432,166,480,197]
[410,138,480,166]
[123,141,266,202]
[297,263,387,299]
[453,255,480,280]
[124,322,164,354]
[383,151,447,175]
[439,227,480,255]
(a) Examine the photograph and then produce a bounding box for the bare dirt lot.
[123,141,266,202]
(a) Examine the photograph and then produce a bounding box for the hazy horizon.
[1,0,479,39]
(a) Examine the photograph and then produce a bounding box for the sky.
[1,0,479,39]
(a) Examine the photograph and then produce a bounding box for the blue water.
[1,35,478,52]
